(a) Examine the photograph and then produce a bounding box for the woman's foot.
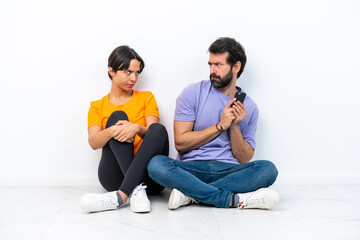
[80,191,123,213]
[130,184,150,213]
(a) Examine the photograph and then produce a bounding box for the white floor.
[1,184,359,240]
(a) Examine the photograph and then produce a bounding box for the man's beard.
[210,68,233,89]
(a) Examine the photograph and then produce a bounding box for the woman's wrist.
[106,125,115,138]
[132,123,141,135]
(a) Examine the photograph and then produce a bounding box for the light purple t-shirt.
[174,80,259,164]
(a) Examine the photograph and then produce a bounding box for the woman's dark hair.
[107,45,145,80]
[208,37,247,78]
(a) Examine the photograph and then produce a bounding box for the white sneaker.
[130,184,150,213]
[168,189,197,210]
[237,188,280,210]
[80,191,119,213]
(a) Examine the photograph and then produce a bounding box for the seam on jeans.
[209,160,213,183]
[174,161,257,175]
[214,162,256,175]
[175,161,212,174]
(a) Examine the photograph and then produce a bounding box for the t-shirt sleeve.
[243,106,258,149]
[87,101,101,128]
[144,92,160,119]
[174,84,197,122]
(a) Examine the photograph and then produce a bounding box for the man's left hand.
[232,101,247,124]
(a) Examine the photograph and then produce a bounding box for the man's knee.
[147,155,162,176]
[257,160,278,186]
[147,155,170,179]
[265,160,278,185]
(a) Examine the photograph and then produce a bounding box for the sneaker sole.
[131,205,151,213]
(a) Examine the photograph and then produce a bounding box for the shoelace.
[132,184,147,199]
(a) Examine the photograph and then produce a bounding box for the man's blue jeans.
[147,156,278,208]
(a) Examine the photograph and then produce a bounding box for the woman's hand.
[111,120,139,143]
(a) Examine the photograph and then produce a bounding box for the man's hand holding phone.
[231,92,247,124]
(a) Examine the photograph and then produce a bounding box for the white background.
[0,0,359,186]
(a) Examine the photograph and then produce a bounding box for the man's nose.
[210,65,217,75]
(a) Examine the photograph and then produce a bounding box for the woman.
[80,46,169,213]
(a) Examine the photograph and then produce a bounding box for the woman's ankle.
[117,190,128,202]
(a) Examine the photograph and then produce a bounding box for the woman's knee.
[106,111,128,128]
[147,123,168,137]
[146,123,169,147]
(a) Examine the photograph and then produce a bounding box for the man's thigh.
[209,160,278,193]
[173,160,255,183]
[207,161,254,182]
[173,160,213,183]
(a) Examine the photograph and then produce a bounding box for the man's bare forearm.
[175,124,221,153]
[229,123,254,163]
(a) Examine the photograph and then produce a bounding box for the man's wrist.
[216,122,224,132]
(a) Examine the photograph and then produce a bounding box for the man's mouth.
[210,74,220,81]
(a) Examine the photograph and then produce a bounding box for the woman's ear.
[109,67,115,77]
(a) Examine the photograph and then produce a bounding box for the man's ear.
[234,61,241,74]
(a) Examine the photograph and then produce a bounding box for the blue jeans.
[147,156,278,208]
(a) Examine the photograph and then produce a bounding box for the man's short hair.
[208,37,247,78]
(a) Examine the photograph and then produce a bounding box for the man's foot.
[237,188,280,210]
[168,189,197,210]
[80,191,119,213]
[130,184,150,213]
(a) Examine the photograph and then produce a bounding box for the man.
[148,37,280,210]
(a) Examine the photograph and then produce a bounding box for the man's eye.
[136,71,140,75]
[126,71,131,74]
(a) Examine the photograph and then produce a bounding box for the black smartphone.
[232,92,246,107]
